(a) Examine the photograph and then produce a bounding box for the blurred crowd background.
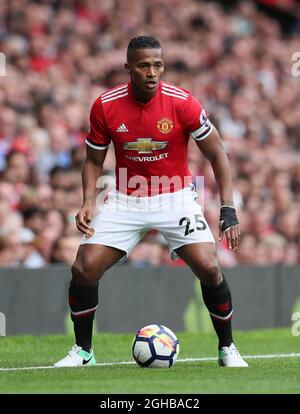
[0,0,300,268]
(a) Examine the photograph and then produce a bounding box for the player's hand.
[75,202,95,238]
[218,206,241,251]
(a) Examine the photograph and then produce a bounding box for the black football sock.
[69,281,99,353]
[201,275,233,350]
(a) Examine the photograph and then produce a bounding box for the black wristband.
[220,206,239,232]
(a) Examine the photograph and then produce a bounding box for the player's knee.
[71,260,101,284]
[199,262,222,287]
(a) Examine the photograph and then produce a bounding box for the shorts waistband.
[106,184,197,211]
[109,184,195,201]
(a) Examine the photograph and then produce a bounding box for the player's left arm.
[195,125,241,251]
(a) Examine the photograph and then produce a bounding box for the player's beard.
[131,78,159,102]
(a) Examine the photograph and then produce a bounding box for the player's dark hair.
[127,36,161,61]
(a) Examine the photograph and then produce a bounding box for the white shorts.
[80,185,215,262]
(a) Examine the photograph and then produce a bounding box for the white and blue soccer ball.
[132,324,180,368]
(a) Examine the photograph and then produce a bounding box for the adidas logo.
[116,123,129,132]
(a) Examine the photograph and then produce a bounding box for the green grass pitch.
[0,328,299,394]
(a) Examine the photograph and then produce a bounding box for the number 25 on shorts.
[179,214,207,236]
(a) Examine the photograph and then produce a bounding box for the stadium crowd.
[0,0,300,268]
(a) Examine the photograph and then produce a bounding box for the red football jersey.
[86,82,212,196]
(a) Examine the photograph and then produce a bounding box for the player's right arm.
[75,146,108,237]
[76,98,111,237]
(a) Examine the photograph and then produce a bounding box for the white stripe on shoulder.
[101,92,128,103]
[162,83,189,97]
[162,86,188,98]
[101,85,128,98]
[161,91,187,100]
[101,88,128,101]
[101,87,128,100]
[85,139,109,150]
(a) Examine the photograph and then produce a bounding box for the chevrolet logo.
[123,138,168,154]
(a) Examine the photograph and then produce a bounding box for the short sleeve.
[183,95,212,141]
[85,98,111,150]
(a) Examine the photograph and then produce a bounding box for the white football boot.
[54,345,96,367]
[218,343,248,367]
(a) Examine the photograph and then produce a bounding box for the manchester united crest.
[157,118,173,134]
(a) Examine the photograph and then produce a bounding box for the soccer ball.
[132,324,180,368]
